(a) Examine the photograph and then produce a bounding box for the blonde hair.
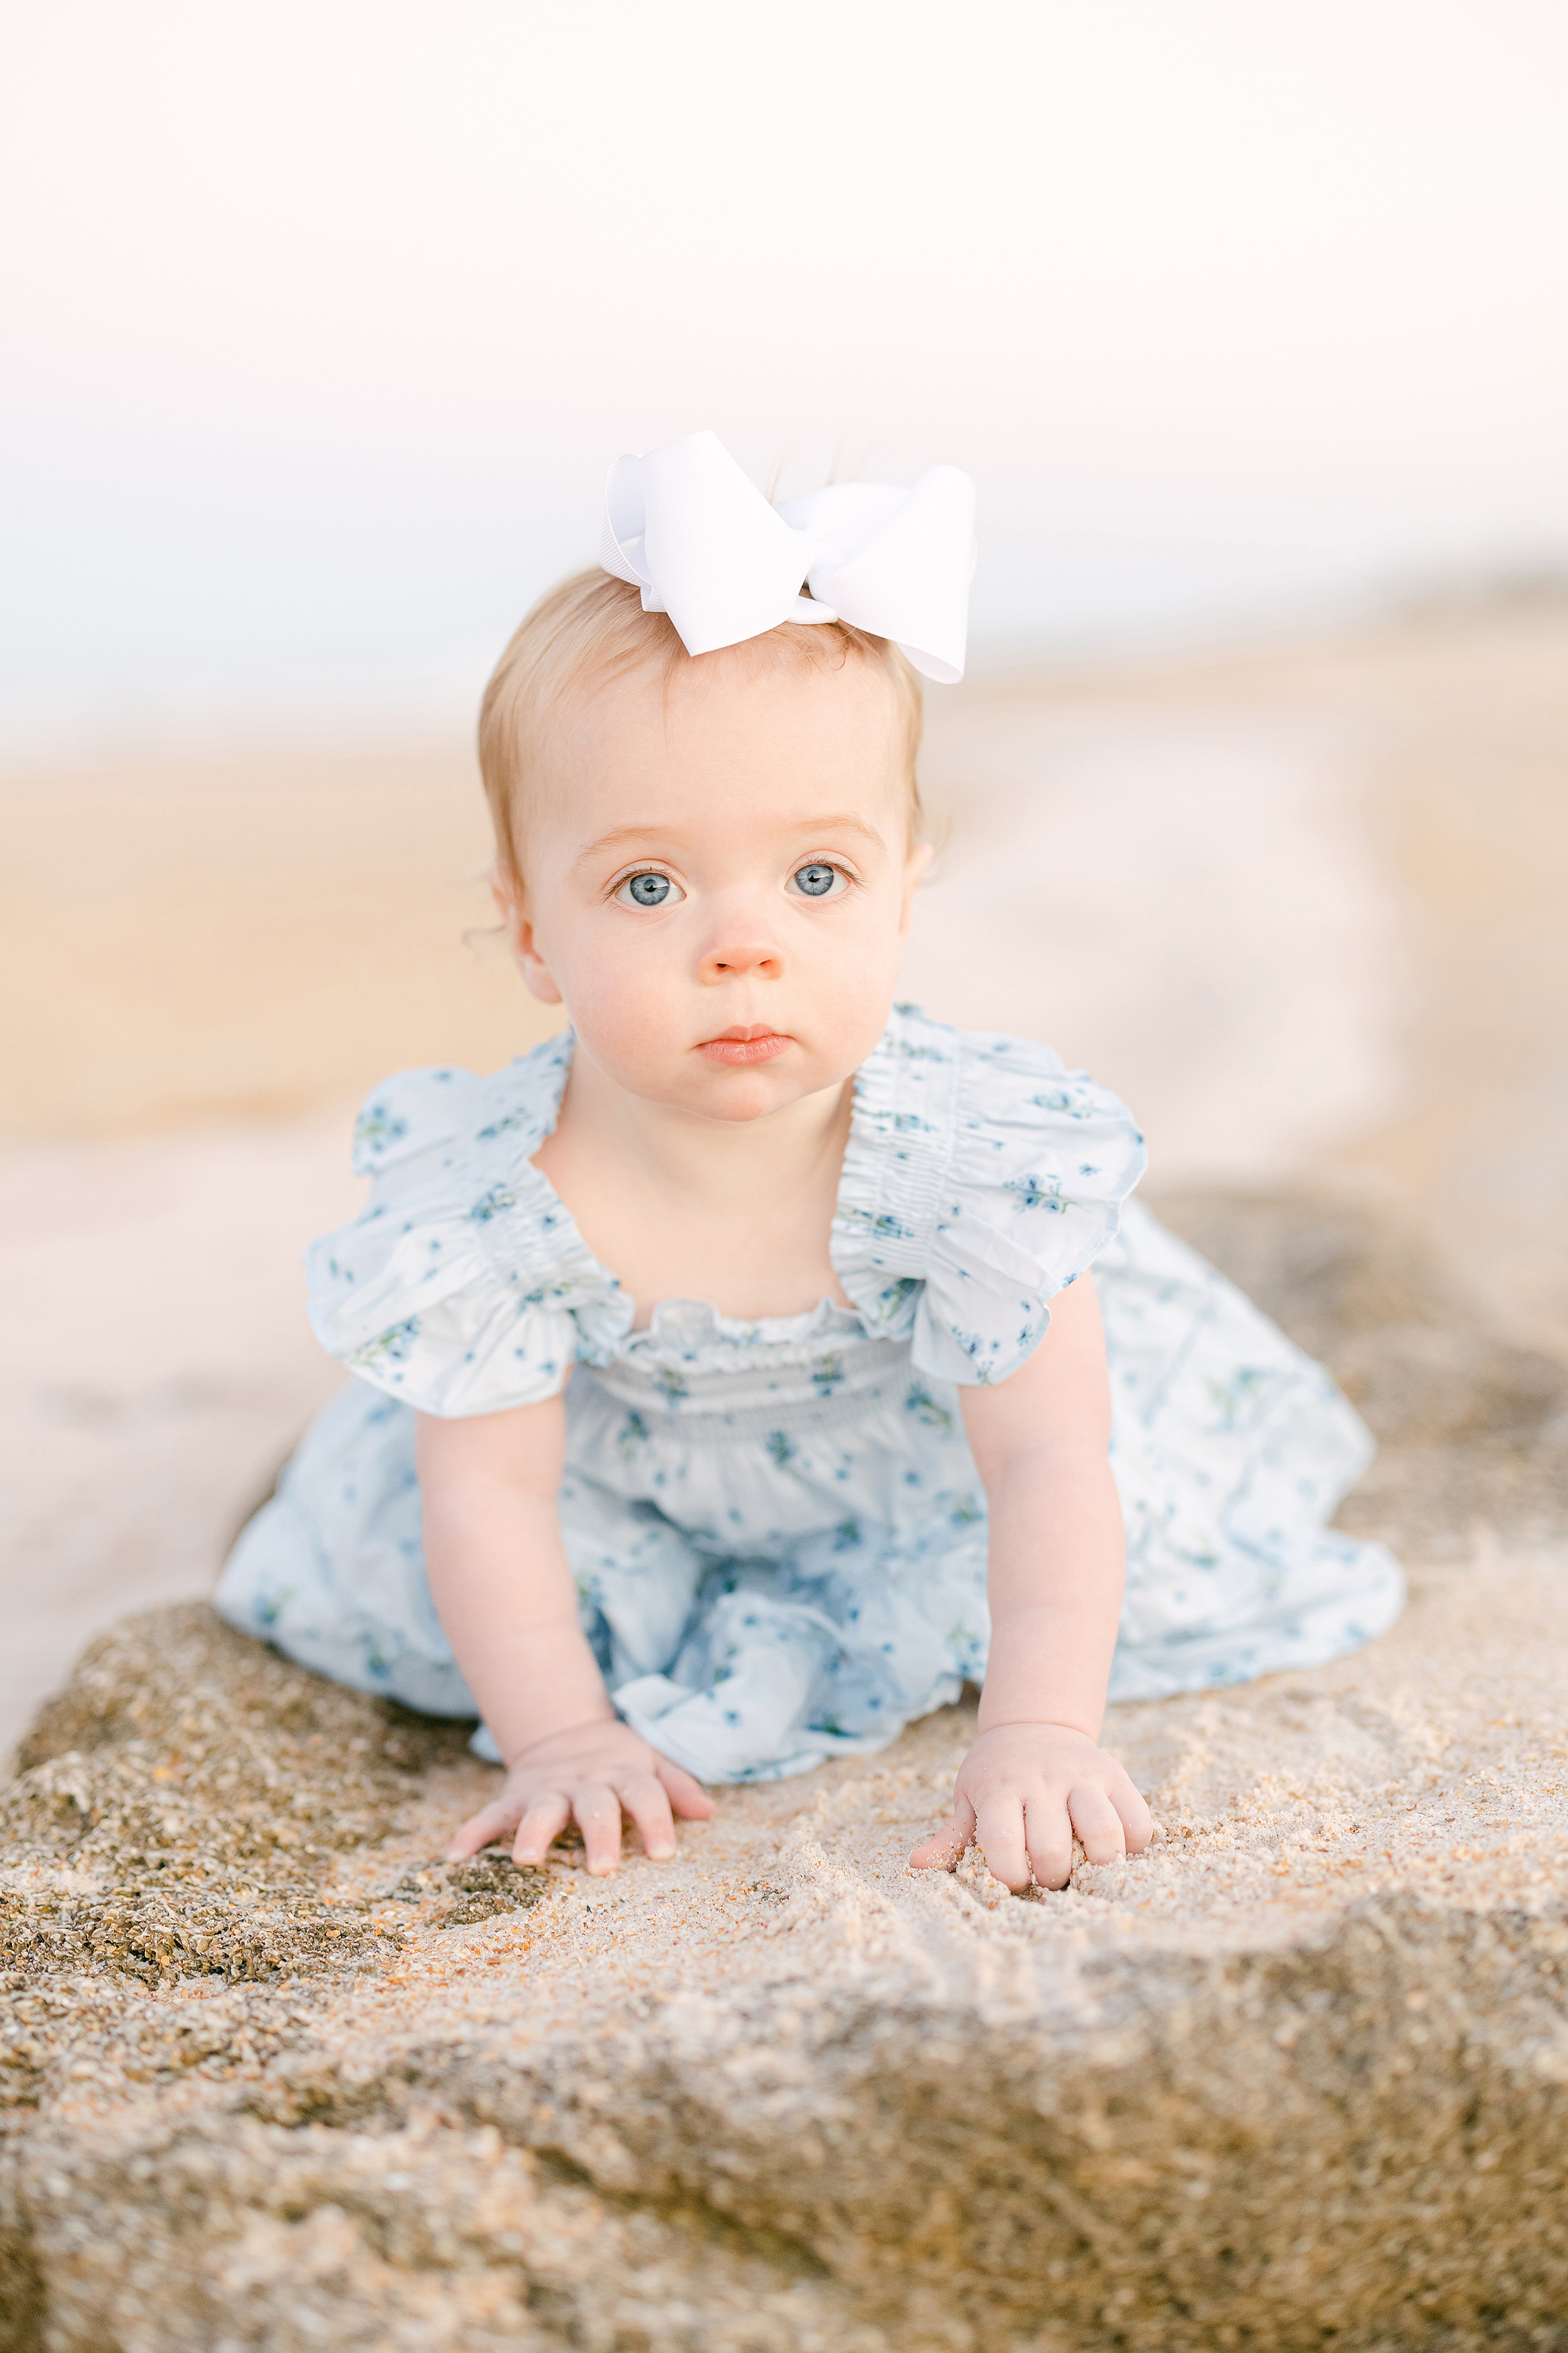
[478,569,925,896]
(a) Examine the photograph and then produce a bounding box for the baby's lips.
[694,1031,794,1066]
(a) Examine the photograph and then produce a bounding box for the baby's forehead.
[590,636,903,737]
[539,649,908,802]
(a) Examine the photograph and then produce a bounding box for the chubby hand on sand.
[909,1720,1153,1893]
[448,1717,712,1877]
[444,1713,1152,1893]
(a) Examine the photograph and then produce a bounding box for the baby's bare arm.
[417,1403,711,1872]
[417,1397,608,1757]
[909,1277,1152,1890]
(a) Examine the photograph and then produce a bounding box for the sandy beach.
[2,595,1566,1761]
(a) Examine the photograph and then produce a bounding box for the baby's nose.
[696,922,782,984]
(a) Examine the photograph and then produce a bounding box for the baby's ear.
[491,869,563,1006]
[899,836,936,933]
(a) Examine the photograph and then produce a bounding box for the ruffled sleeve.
[304,1039,632,1417]
[832,1004,1147,1385]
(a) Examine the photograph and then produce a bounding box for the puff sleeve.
[304,1046,631,1417]
[831,1006,1146,1385]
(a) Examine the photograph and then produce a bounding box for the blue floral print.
[216,1005,1403,1782]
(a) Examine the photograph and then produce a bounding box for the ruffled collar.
[828,1002,954,1339]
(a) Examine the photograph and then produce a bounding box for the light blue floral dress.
[216,1006,1403,1782]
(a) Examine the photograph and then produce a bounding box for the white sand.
[301,1531,1568,2067]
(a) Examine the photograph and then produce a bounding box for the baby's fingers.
[656,1758,714,1821]
[1114,1775,1155,1854]
[572,1780,624,1877]
[1024,1794,1074,1892]
[448,1794,528,1864]
[909,1819,967,1871]
[975,1795,1031,1893]
[511,1791,571,1868]
[617,1771,678,1862]
[1066,1783,1126,1866]
[908,1790,976,1873]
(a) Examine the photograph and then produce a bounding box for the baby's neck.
[561,1047,850,1196]
[533,1048,856,1326]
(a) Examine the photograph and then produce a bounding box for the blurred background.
[3,0,1567,1745]
[7,2,1568,750]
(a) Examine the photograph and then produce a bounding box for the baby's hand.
[908,1721,1153,1892]
[449,1716,713,1877]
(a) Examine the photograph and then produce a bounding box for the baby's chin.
[587,1038,851,1125]
[681,1067,833,1125]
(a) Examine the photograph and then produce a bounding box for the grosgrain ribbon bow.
[597,430,977,683]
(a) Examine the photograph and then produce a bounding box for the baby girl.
[218,432,1402,1892]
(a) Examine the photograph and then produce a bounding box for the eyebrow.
[573,822,683,867]
[573,813,886,867]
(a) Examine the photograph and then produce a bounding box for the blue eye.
[790,863,844,899]
[615,870,684,909]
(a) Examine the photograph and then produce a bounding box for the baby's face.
[506,649,929,1123]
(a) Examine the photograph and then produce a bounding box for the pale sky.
[4,0,1567,748]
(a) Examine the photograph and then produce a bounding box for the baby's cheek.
[799,920,907,1055]
[567,955,682,1076]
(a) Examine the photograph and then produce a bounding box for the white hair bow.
[597,430,977,684]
